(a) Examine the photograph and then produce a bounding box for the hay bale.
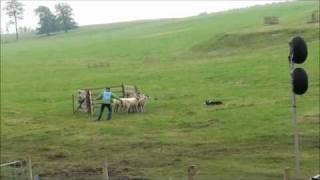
[264,16,279,25]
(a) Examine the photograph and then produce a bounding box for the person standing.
[96,87,122,121]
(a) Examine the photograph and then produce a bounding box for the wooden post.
[89,90,94,115]
[19,160,24,179]
[28,156,33,180]
[86,90,94,116]
[103,160,109,180]
[13,162,17,180]
[72,94,75,114]
[11,164,15,179]
[284,167,290,180]
[134,85,138,93]
[187,165,197,180]
[86,90,90,115]
[122,83,125,98]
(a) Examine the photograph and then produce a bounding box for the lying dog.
[204,100,223,106]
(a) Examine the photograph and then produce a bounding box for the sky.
[1,1,287,33]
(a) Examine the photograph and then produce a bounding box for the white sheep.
[112,99,122,112]
[137,94,149,112]
[120,97,139,113]
[77,90,88,112]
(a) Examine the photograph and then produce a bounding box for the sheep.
[120,97,139,113]
[137,94,149,112]
[127,97,139,113]
[109,91,149,113]
[112,99,122,112]
[77,90,88,112]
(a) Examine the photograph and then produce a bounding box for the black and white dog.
[204,100,223,106]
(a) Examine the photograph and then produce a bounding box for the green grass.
[1,1,319,179]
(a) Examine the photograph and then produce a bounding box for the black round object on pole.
[292,68,308,95]
[290,36,308,64]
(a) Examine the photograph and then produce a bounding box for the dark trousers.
[97,103,112,120]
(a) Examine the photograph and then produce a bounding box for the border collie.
[204,100,223,106]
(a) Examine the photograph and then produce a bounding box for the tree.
[55,3,77,33]
[35,6,58,36]
[3,0,24,40]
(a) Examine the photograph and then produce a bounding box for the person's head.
[105,87,110,92]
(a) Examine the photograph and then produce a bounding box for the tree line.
[3,0,78,40]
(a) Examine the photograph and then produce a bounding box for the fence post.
[28,156,33,180]
[284,167,290,180]
[103,160,109,180]
[187,165,197,180]
[134,85,138,93]
[89,90,94,115]
[72,94,75,114]
[86,90,94,116]
[86,90,90,115]
[122,83,125,97]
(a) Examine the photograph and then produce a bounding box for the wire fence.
[1,166,28,180]
[0,156,29,180]
[26,175,289,180]
[1,155,313,180]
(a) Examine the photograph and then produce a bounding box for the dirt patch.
[129,141,171,150]
[206,103,255,112]
[166,93,195,101]
[47,152,67,160]
[38,162,146,179]
[136,28,189,39]
[119,159,130,166]
[39,166,102,178]
[173,141,275,160]
[178,119,222,132]
[302,114,319,124]
[191,27,319,54]
[143,56,160,65]
[110,159,148,179]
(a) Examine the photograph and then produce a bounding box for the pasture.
[1,1,319,179]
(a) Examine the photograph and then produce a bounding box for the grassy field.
[1,1,319,179]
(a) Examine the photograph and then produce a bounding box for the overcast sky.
[1,1,286,33]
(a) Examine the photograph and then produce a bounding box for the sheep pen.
[72,84,149,116]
